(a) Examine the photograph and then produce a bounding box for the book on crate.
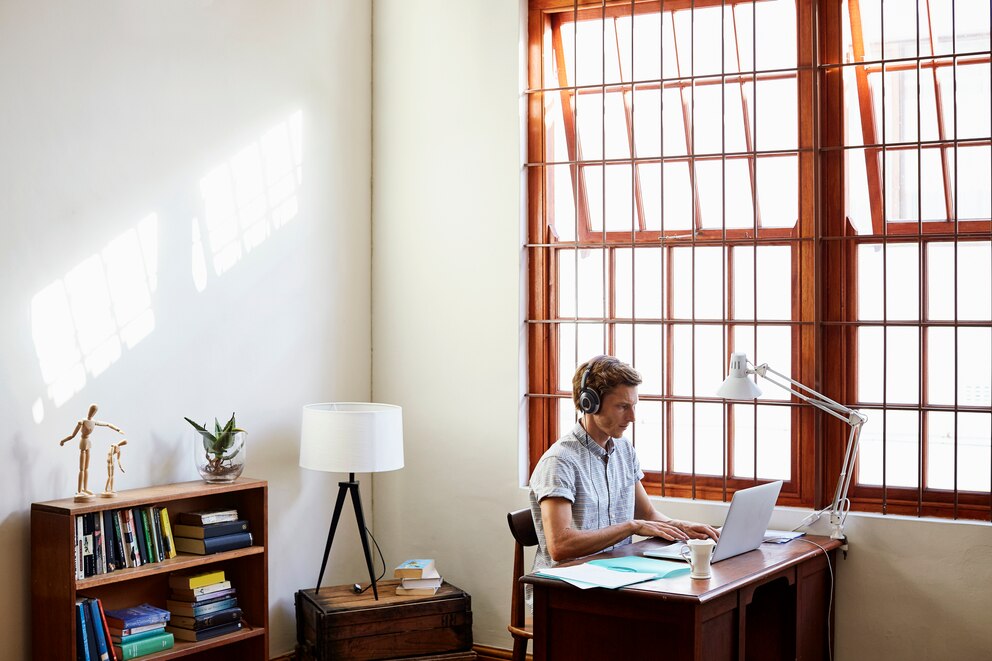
[165,569,243,643]
[393,559,443,596]
[173,531,252,555]
[102,602,173,660]
[177,508,240,525]
[74,506,177,577]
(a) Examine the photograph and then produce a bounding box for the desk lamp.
[299,402,404,599]
[716,352,866,539]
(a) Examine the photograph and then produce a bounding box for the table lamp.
[716,352,866,539]
[300,402,404,599]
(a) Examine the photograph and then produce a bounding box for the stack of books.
[172,509,253,555]
[393,558,443,596]
[103,603,173,660]
[165,569,243,642]
[75,506,177,578]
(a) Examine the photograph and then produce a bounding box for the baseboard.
[473,643,530,661]
[274,646,519,661]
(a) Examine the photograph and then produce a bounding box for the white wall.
[0,1,372,657]
[370,2,992,660]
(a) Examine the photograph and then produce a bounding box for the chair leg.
[512,635,528,661]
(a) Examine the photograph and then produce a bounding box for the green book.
[139,509,155,563]
[112,630,174,660]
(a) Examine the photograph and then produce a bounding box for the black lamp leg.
[313,474,380,600]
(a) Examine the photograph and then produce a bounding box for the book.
[400,576,443,590]
[82,513,96,577]
[116,510,136,568]
[110,627,170,645]
[75,599,92,661]
[138,508,155,564]
[172,519,250,539]
[103,603,170,630]
[86,599,111,661]
[145,506,162,562]
[167,595,238,617]
[169,580,233,600]
[82,595,100,661]
[102,510,119,572]
[126,509,145,566]
[93,512,106,575]
[173,531,252,555]
[168,606,242,631]
[76,516,85,580]
[169,569,226,590]
[166,620,242,642]
[111,631,174,660]
[395,585,441,596]
[107,622,166,638]
[159,507,177,559]
[393,559,438,579]
[94,598,119,661]
[178,509,239,525]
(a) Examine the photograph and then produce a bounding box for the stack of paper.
[534,556,689,589]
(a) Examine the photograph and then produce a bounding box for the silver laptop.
[643,480,783,563]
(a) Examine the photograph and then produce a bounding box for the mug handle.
[679,543,691,563]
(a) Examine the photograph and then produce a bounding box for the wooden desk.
[523,536,840,661]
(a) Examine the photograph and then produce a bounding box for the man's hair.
[572,355,642,411]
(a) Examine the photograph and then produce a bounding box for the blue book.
[87,599,111,661]
[104,603,170,629]
[75,599,92,661]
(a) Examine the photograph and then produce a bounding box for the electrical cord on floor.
[351,527,388,595]
[790,536,836,661]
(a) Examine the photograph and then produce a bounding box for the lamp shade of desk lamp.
[299,403,404,599]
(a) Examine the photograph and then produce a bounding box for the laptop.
[643,480,783,563]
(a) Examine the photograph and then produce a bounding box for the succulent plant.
[184,413,245,477]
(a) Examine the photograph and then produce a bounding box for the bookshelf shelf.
[31,478,268,660]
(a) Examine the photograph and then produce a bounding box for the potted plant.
[184,413,246,483]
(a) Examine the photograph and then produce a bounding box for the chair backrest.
[507,508,538,633]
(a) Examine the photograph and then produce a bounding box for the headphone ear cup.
[578,388,601,415]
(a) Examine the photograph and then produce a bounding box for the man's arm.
[540,495,693,563]
[633,482,720,540]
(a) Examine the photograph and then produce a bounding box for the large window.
[526,0,991,519]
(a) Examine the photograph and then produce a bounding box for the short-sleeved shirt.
[528,423,644,572]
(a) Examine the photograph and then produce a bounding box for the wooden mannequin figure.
[59,404,124,501]
[101,439,128,497]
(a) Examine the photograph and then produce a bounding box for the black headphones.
[577,361,602,415]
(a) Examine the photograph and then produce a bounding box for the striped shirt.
[528,422,644,572]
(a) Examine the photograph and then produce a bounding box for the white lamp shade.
[300,403,404,473]
[716,352,763,399]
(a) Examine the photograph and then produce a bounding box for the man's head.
[572,356,642,412]
[572,356,641,441]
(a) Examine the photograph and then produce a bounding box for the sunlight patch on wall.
[195,111,302,284]
[31,214,159,419]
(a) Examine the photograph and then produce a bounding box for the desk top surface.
[523,535,841,603]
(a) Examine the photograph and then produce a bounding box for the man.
[529,356,719,570]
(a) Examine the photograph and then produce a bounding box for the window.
[526,0,991,520]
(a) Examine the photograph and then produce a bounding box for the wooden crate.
[296,580,473,660]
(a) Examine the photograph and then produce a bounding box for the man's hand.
[672,520,720,541]
[630,519,691,541]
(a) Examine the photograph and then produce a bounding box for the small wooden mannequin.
[101,439,128,497]
[59,404,124,501]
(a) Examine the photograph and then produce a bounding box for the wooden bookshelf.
[31,478,268,660]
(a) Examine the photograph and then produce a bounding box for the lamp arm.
[750,363,861,424]
[829,421,864,538]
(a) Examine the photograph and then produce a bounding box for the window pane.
[692,7,723,77]
[576,93,604,162]
[558,248,605,319]
[733,404,791,481]
[663,162,694,230]
[858,409,920,488]
[619,323,664,396]
[958,242,992,321]
[883,65,919,144]
[957,146,992,221]
[845,148,874,236]
[634,399,663,472]
[672,324,692,396]
[755,78,798,152]
[694,246,725,319]
[603,164,636,232]
[754,0,797,71]
[927,242,953,321]
[756,156,798,228]
[631,12,662,81]
[927,327,955,407]
[954,62,992,141]
[673,403,725,476]
[693,81,725,155]
[559,397,578,438]
[733,325,792,401]
[549,164,577,243]
[616,247,665,320]
[959,327,992,407]
[887,326,920,405]
[928,412,992,493]
[887,243,920,320]
[632,86,661,158]
[725,159,754,230]
[695,324,725,398]
[696,160,724,229]
[858,326,884,403]
[884,148,919,222]
[663,88,689,156]
[672,248,692,319]
[558,323,577,392]
[733,246,756,320]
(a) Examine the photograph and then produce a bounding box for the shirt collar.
[572,422,615,456]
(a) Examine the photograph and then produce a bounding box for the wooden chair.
[507,508,538,661]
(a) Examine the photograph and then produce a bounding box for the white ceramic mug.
[680,538,716,579]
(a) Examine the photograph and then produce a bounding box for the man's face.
[590,385,638,439]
